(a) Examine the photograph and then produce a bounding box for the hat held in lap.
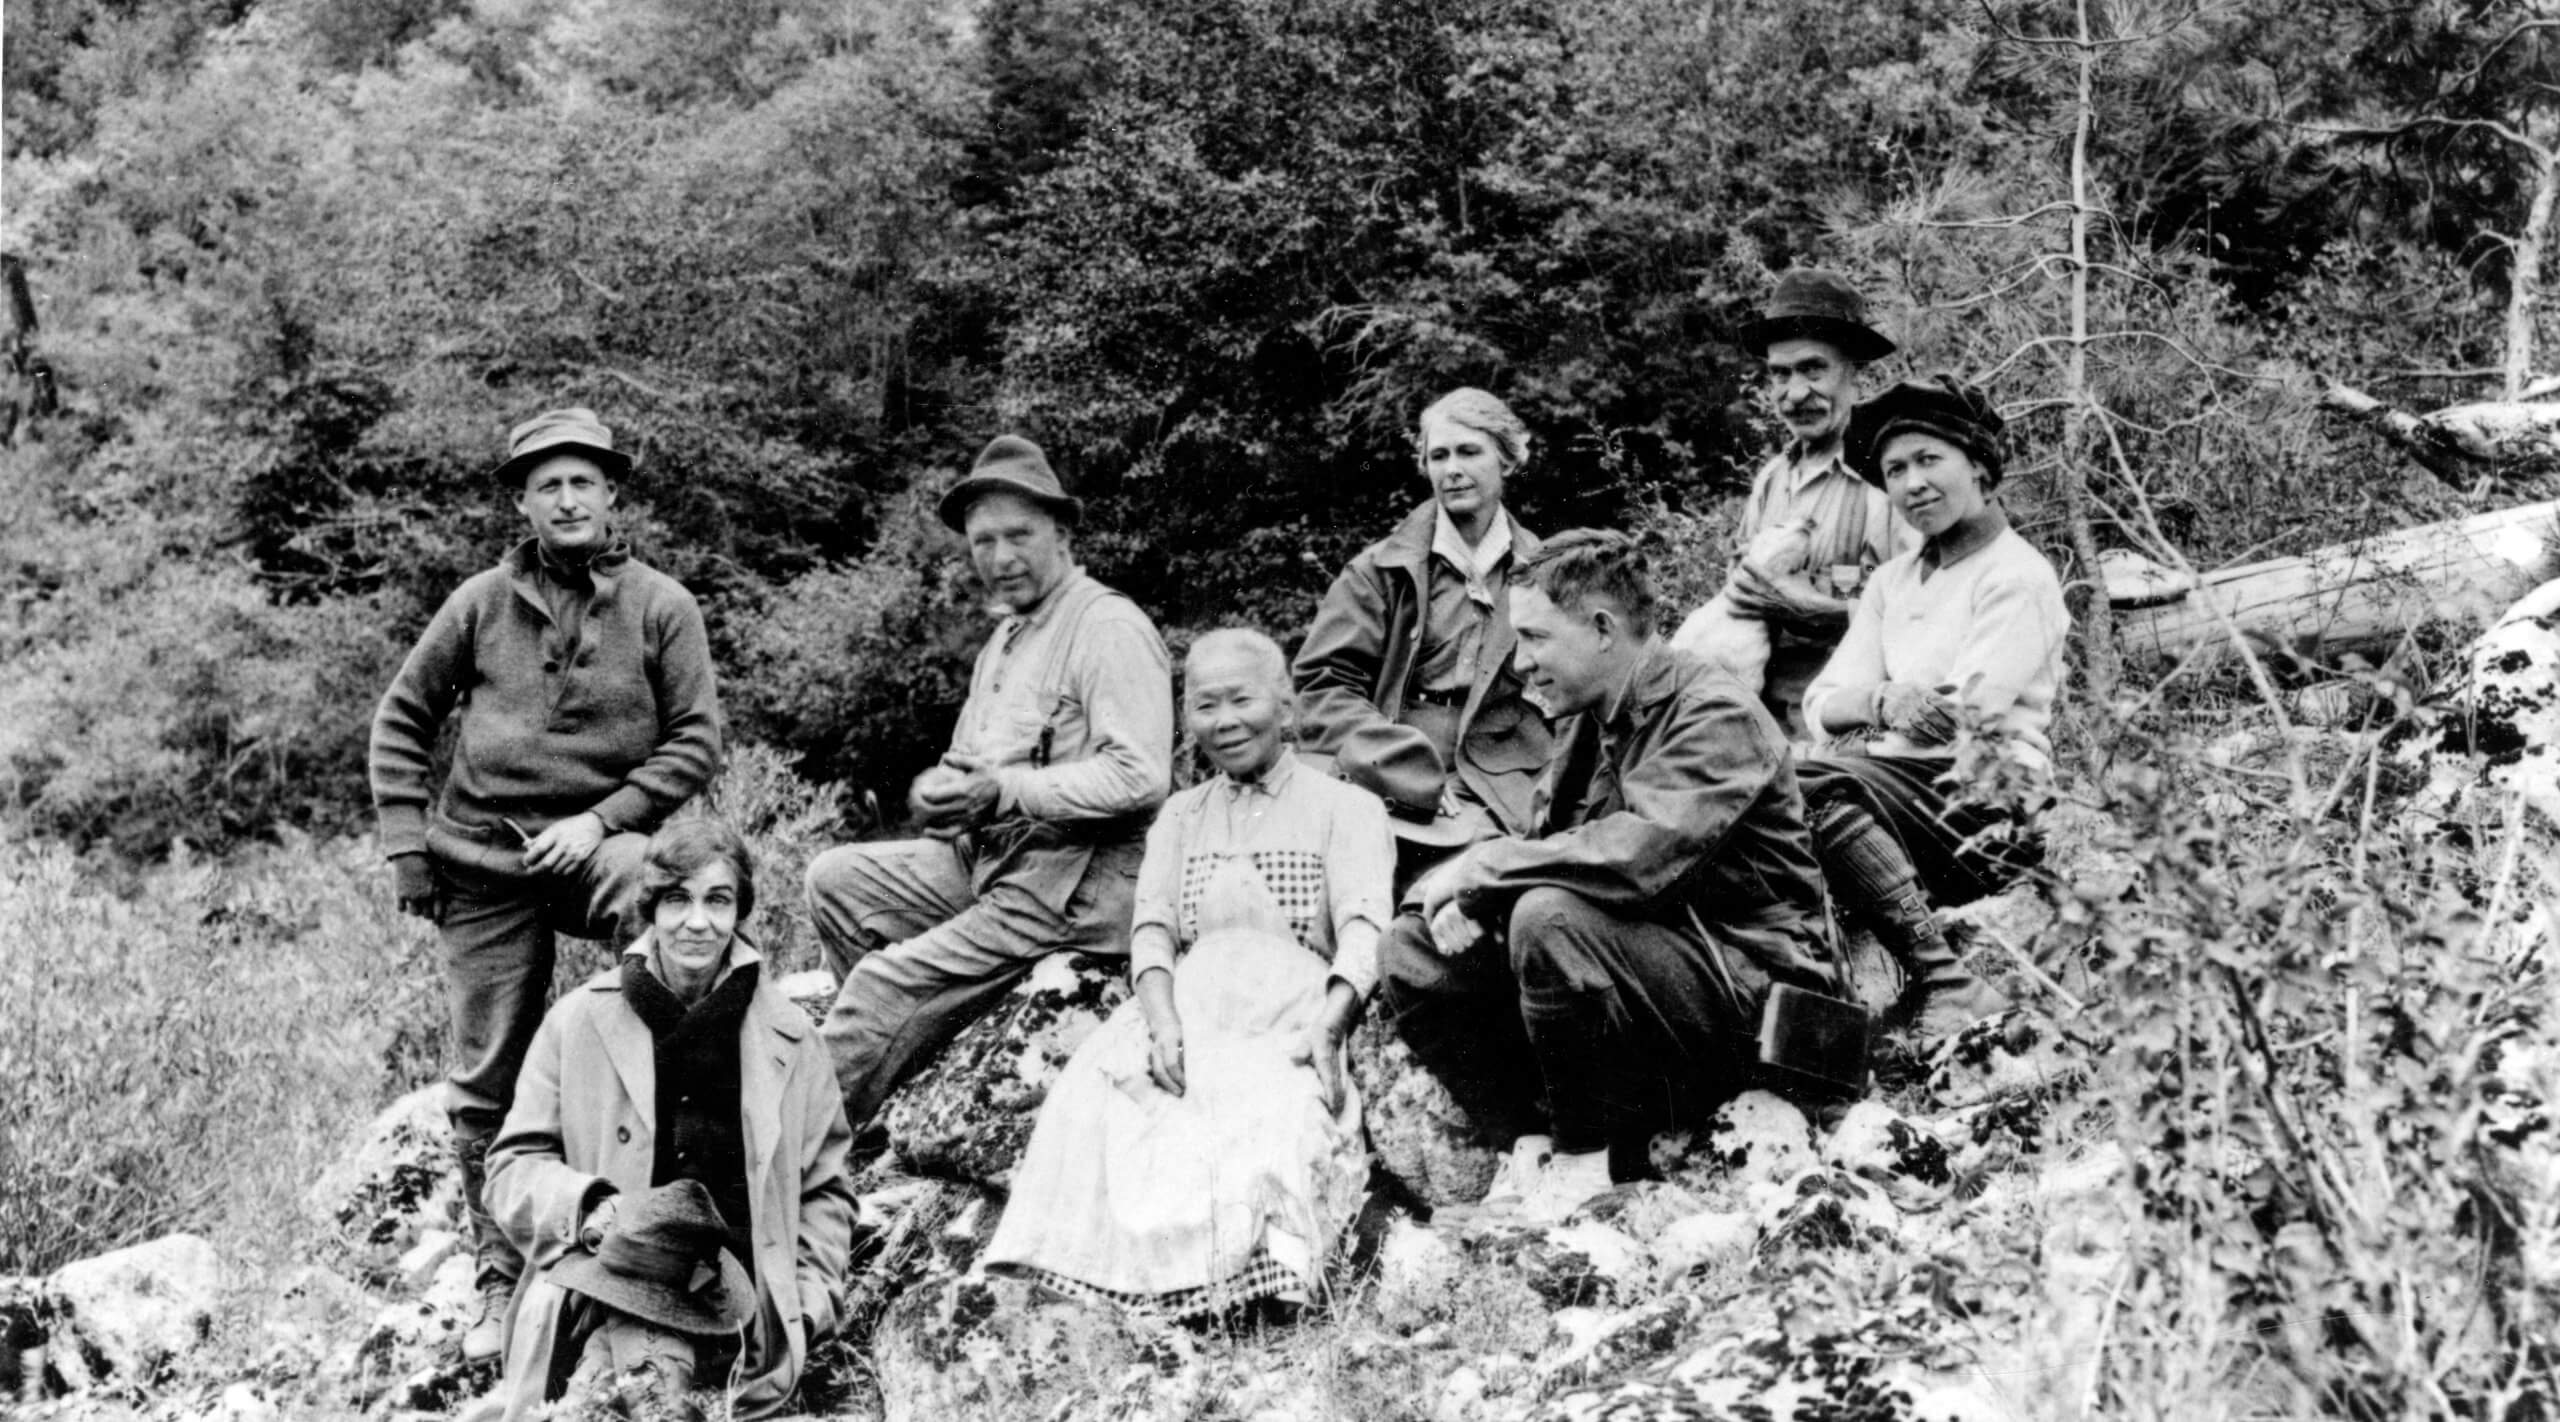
[542,1180,755,1336]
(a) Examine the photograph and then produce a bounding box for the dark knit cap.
[491,407,632,487]
[936,435,1084,533]
[1844,375,2006,489]
[1738,268,1897,363]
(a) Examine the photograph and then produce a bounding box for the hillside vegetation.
[4,0,2558,1417]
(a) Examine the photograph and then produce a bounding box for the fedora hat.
[1843,374,2006,489]
[1737,269,1897,364]
[1298,737,1488,850]
[936,435,1085,533]
[491,407,633,487]
[541,1180,754,1336]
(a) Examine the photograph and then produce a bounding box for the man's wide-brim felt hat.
[1843,375,2006,488]
[937,434,1084,533]
[491,407,632,487]
[1297,738,1488,850]
[1737,268,1897,363]
[541,1180,755,1336]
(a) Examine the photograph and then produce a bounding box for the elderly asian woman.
[1798,376,2070,1040]
[981,628,1395,1319]
[476,820,858,1419]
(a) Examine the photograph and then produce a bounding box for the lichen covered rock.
[48,1232,222,1389]
[1678,1090,1816,1189]
[1822,1101,1955,1212]
[1349,1016,1504,1207]
[301,1085,459,1260]
[879,952,1129,1188]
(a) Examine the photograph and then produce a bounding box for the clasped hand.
[1723,560,1831,625]
[1876,682,1962,745]
[521,811,605,873]
[1413,856,1487,959]
[909,752,1001,839]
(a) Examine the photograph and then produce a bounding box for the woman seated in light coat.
[981,628,1395,1319]
[1798,376,2070,1041]
[477,819,858,1419]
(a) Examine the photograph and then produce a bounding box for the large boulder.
[868,1274,1198,1422]
[1348,1016,1505,1207]
[879,953,1129,1188]
[302,1085,460,1262]
[46,1233,222,1390]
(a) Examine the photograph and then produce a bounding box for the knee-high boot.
[1812,801,2006,1038]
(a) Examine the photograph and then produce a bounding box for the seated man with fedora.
[369,407,723,1362]
[1378,530,1841,1224]
[1680,268,1914,736]
[1294,386,1552,888]
[805,435,1174,1128]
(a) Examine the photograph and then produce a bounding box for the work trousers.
[807,834,1139,1126]
[1376,886,1767,1155]
[435,831,651,1137]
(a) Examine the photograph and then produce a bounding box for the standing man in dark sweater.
[369,407,723,1363]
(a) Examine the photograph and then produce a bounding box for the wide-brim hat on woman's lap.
[937,434,1085,532]
[1843,374,2006,489]
[491,407,633,486]
[1737,268,1897,363]
[542,1179,754,1336]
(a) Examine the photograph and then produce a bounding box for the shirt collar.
[1918,507,2007,575]
[1595,648,1653,731]
[1781,441,1850,495]
[1430,505,1514,583]
[993,567,1085,631]
[1219,751,1298,800]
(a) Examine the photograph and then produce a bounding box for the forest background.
[4,0,2558,1415]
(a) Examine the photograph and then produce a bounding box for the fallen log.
[2113,499,2560,665]
[2320,381,2560,486]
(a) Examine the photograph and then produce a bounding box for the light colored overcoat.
[482,939,857,1419]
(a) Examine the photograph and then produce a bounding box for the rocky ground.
[4,861,2133,1422]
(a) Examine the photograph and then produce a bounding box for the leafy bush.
[2027,700,2560,1417]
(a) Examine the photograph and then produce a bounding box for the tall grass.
[0,829,445,1276]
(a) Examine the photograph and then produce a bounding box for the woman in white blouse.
[981,628,1394,1320]
[1799,376,2070,1040]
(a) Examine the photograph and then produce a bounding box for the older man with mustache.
[1702,270,1915,736]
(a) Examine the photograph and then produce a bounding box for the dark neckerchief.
[621,952,760,1046]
